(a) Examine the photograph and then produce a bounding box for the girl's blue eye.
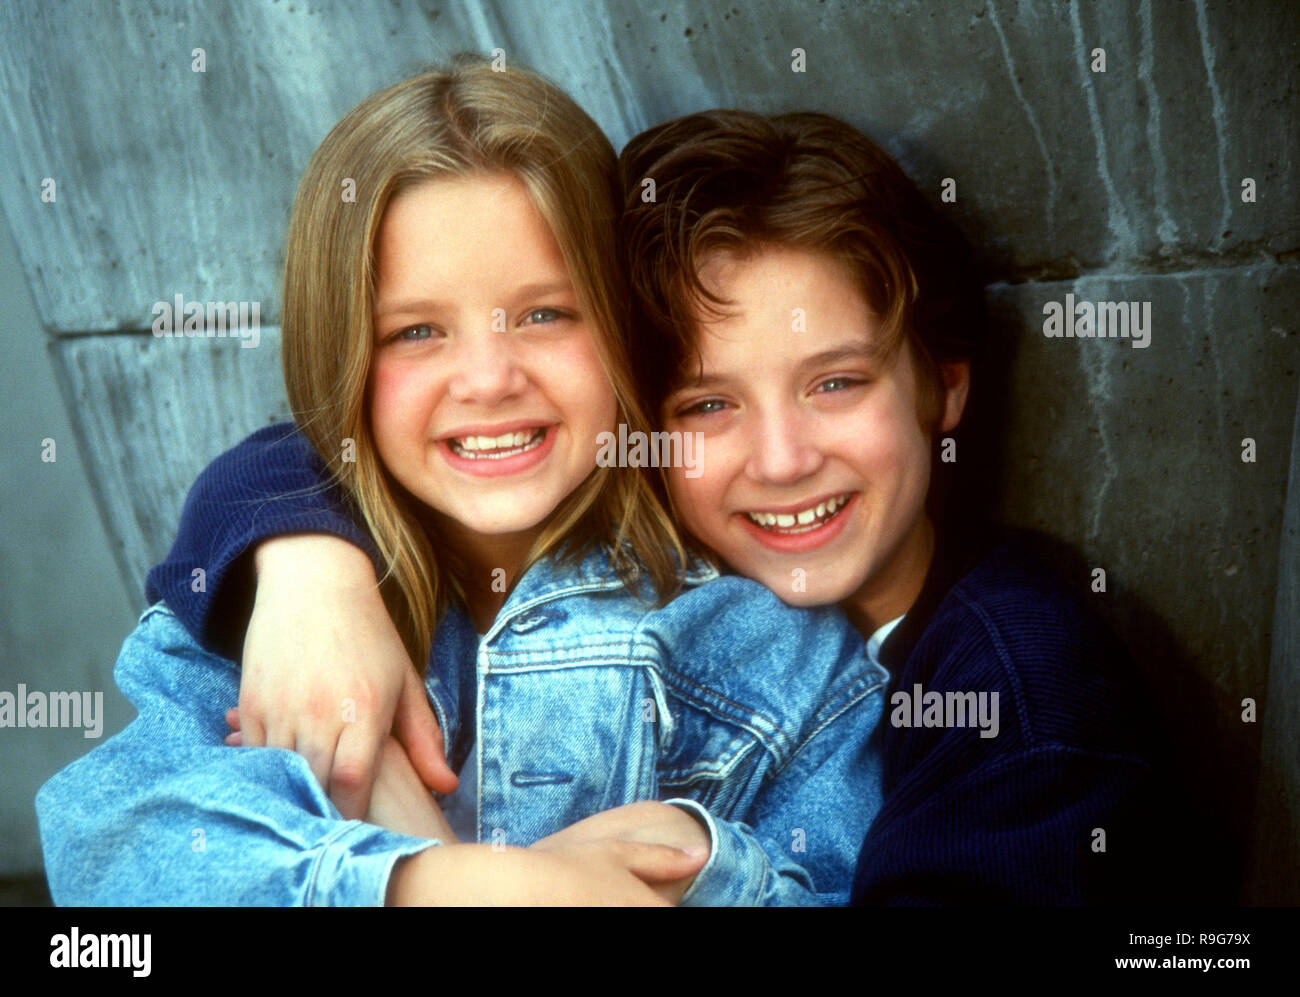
[524,307,566,325]
[394,324,434,342]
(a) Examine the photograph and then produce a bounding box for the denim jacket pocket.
[655,706,769,819]
[474,660,663,844]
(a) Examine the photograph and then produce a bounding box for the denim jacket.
[37,428,888,906]
[37,549,886,906]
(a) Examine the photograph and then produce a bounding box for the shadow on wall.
[0,877,51,907]
[944,238,1242,902]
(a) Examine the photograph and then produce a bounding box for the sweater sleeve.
[850,740,1179,905]
[144,423,383,660]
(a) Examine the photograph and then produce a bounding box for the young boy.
[617,108,1194,904]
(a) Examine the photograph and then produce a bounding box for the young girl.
[36,58,887,906]
[172,102,1192,905]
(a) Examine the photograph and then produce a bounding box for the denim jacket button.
[509,615,547,634]
[508,610,564,634]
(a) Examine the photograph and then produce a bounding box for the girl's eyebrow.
[511,279,574,300]
[373,280,574,317]
[374,296,447,317]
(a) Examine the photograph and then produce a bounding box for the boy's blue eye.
[681,398,728,416]
[816,377,863,394]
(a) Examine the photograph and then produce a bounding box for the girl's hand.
[225,534,458,818]
[529,801,712,904]
[364,736,460,842]
[387,839,708,906]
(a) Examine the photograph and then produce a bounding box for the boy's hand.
[226,535,458,818]
[529,801,711,904]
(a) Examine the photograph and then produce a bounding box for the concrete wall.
[0,0,1295,900]
[0,208,136,878]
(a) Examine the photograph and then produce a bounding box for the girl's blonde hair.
[281,55,686,665]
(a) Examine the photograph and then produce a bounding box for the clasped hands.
[228,709,710,905]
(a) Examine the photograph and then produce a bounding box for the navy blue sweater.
[852,526,1196,905]
[146,425,385,662]
[148,423,1194,905]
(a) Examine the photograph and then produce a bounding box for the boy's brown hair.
[617,109,987,432]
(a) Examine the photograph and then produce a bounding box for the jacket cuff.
[307,822,442,907]
[662,797,766,906]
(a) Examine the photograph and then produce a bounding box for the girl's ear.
[939,360,971,433]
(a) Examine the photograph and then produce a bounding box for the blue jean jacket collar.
[480,543,719,643]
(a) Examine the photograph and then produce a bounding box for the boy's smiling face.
[662,244,967,632]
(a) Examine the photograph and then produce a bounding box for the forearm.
[388,837,703,906]
[365,794,458,844]
[363,737,461,843]
[387,844,522,905]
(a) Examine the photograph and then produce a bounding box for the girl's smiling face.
[662,244,967,632]
[368,172,617,555]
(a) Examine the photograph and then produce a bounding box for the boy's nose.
[446,324,528,404]
[744,407,822,485]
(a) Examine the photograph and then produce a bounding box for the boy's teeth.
[744,494,850,533]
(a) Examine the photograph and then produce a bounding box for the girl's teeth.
[451,428,544,458]
[797,509,815,525]
[459,430,535,451]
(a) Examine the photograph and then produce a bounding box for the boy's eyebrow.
[676,341,877,391]
[677,371,729,391]
[374,279,575,317]
[793,343,877,372]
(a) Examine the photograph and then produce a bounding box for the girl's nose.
[446,321,528,404]
[744,405,823,485]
